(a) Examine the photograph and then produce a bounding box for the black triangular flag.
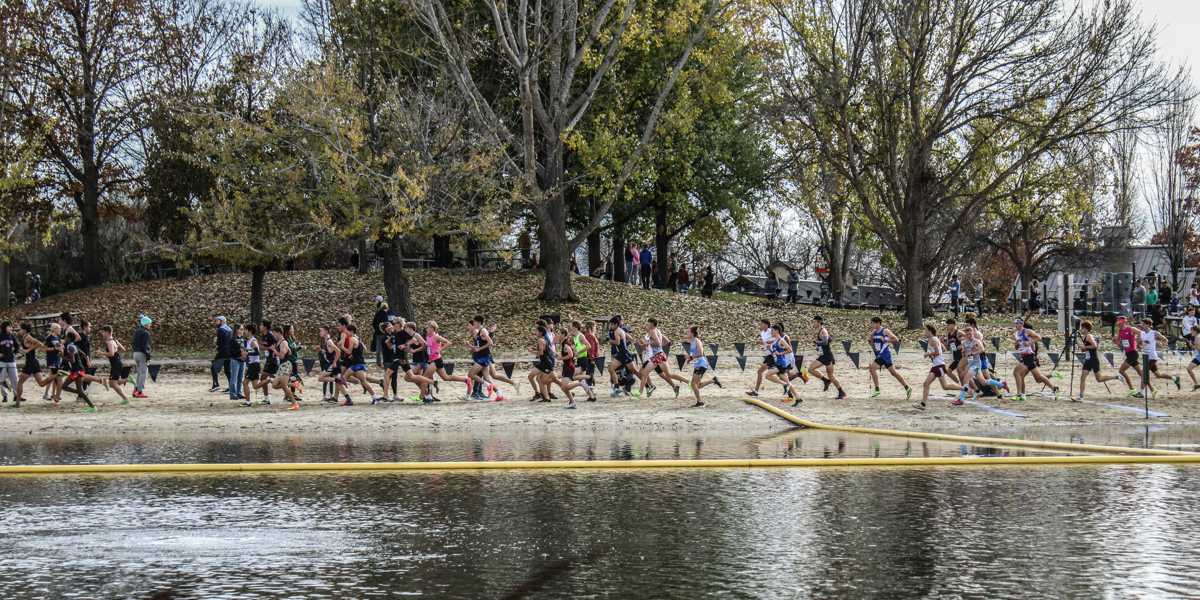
[892,340,901,353]
[302,358,316,375]
[1048,352,1060,368]
[734,343,746,356]
[1041,337,1052,350]
[1010,352,1022,363]
[676,354,686,370]
[708,343,719,356]
[841,339,852,354]
[736,356,747,371]
[991,337,1001,351]
[148,364,161,382]
[594,356,605,371]
[444,362,455,376]
[986,353,997,367]
[663,341,672,355]
[847,352,860,369]
[707,355,718,370]
[1104,352,1115,368]
[919,339,928,352]
[1075,353,1088,364]
[502,362,515,378]
[794,354,804,369]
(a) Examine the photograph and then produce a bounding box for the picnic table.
[24,311,85,335]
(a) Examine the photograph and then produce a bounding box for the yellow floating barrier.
[741,397,1189,456]
[1,454,1200,475]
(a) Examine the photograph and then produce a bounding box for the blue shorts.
[413,362,429,371]
[873,355,893,368]
[350,363,367,372]
[474,356,493,367]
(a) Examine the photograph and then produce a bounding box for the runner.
[528,319,556,400]
[552,325,594,409]
[642,318,686,397]
[867,317,911,400]
[1114,316,1145,398]
[957,323,1007,404]
[57,340,98,411]
[606,315,640,398]
[381,318,403,402]
[530,321,558,402]
[915,324,959,410]
[467,316,506,402]
[745,319,775,397]
[0,322,17,404]
[683,325,722,407]
[401,321,437,403]
[1187,325,1200,391]
[1011,319,1058,400]
[15,323,51,405]
[579,321,602,398]
[41,323,64,402]
[422,321,471,396]
[240,324,261,406]
[342,323,381,405]
[764,323,801,406]
[98,326,131,405]
[1137,317,1179,396]
[1182,306,1197,350]
[316,326,345,403]
[943,319,963,385]
[1077,320,1118,401]
[273,327,301,410]
[805,315,846,400]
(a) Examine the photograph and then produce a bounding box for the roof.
[1028,245,1196,300]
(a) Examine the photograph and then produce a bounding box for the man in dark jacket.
[371,296,392,365]
[211,316,234,392]
[132,315,152,398]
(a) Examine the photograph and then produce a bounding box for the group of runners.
[0,314,132,410]
[5,307,1198,414]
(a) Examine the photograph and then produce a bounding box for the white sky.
[255,0,1199,74]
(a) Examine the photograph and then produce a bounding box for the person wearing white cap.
[132,314,152,398]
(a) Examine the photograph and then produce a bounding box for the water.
[0,428,1071,466]
[1,466,1198,598]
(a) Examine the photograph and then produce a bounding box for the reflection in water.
[0,428,1071,467]
[0,466,1198,598]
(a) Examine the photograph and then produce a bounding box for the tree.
[6,0,180,286]
[770,0,1183,327]
[410,0,726,301]
[1144,84,1197,289]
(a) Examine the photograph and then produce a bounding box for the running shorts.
[1124,351,1139,368]
[1020,354,1039,370]
[874,355,893,368]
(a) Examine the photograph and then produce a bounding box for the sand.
[1,352,1197,440]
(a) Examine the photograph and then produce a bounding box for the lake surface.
[1,466,1198,599]
[2,427,1199,598]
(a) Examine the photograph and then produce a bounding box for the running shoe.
[566,400,577,410]
[132,390,147,399]
[836,391,847,400]
[822,378,830,392]
[261,398,273,406]
[745,390,759,397]
[423,396,435,405]
[538,396,551,403]
[1193,384,1200,392]
[791,397,802,408]
[409,395,421,403]
[1073,396,1082,403]
[288,402,300,411]
[1051,386,1059,396]
[493,394,506,402]
[870,388,880,399]
[208,385,220,393]
[322,396,337,404]
[712,377,723,389]
[529,393,541,402]
[241,400,252,407]
[119,399,130,406]
[647,384,656,397]
[1128,390,1144,399]
[630,389,642,398]
[912,401,925,410]
[950,397,963,407]
[82,406,97,413]
[610,387,621,398]
[1014,394,1025,402]
[797,370,809,384]
[370,396,380,405]
[691,401,705,408]
[342,397,354,406]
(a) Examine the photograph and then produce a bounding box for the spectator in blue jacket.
[132,314,152,398]
[211,316,234,392]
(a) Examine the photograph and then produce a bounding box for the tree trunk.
[381,235,415,320]
[903,255,924,329]
[432,235,452,268]
[587,198,602,276]
[79,188,103,286]
[356,238,369,274]
[612,223,627,283]
[0,260,9,308]
[535,200,576,301]
[466,237,481,267]
[249,265,266,327]
[655,203,670,287]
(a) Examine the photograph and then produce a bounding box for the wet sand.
[1,354,1196,439]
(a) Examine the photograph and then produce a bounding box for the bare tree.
[769,0,1184,327]
[408,0,726,301]
[1144,82,1198,289]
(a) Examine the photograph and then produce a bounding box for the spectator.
[1147,282,1161,326]
[949,274,961,315]
[628,243,640,285]
[667,266,678,292]
[677,264,690,293]
[350,248,360,270]
[132,314,152,399]
[625,243,636,285]
[639,245,653,290]
[210,316,234,393]
[702,266,715,298]
[1028,279,1041,314]
[570,255,580,275]
[1190,281,1200,308]
[1160,281,1173,313]
[975,279,985,316]
[1133,281,1148,315]
[787,270,800,304]
[371,296,391,366]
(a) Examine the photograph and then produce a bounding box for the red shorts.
[651,353,667,366]
[66,371,84,383]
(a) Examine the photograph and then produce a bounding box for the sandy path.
[1,349,1196,440]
